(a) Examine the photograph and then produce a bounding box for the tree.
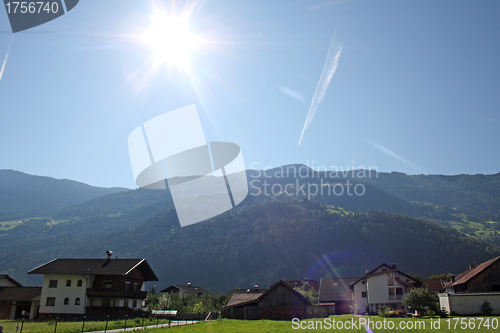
[294,282,319,305]
[407,273,422,282]
[402,286,439,316]
[481,300,493,316]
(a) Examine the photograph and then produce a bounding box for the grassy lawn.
[142,316,500,333]
[0,317,171,333]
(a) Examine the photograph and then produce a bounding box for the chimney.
[365,269,369,274]
[391,263,397,269]
[187,282,192,287]
[106,250,113,260]
[254,284,259,291]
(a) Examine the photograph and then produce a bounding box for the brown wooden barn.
[223,280,326,320]
[445,256,500,293]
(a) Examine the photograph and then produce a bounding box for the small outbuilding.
[223,280,322,320]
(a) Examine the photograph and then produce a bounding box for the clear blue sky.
[1,0,500,188]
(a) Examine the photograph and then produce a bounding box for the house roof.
[28,258,158,281]
[160,285,212,294]
[318,277,361,302]
[0,275,23,287]
[225,292,264,307]
[0,287,41,302]
[422,279,445,293]
[224,280,310,309]
[447,256,500,288]
[283,279,320,292]
[350,263,420,288]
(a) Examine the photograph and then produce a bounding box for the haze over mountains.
[1,167,499,293]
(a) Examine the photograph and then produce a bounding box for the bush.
[481,301,493,316]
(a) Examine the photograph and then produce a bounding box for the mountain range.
[1,167,499,293]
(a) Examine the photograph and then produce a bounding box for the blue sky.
[1,0,500,188]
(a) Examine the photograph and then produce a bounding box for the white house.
[350,263,420,314]
[28,251,158,317]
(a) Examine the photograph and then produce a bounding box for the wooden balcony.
[86,288,147,299]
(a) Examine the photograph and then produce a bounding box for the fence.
[6,311,220,333]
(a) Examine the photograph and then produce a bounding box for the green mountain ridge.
[1,166,500,293]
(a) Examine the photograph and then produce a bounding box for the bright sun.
[143,13,201,68]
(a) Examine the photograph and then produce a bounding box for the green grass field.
[145,316,500,333]
[2,316,500,332]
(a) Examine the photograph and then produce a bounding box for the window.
[387,273,394,286]
[66,279,71,287]
[104,281,112,289]
[124,299,129,307]
[361,291,367,298]
[77,280,83,287]
[133,283,138,291]
[75,298,81,305]
[49,280,58,288]
[125,282,130,290]
[102,298,111,307]
[64,298,69,305]
[46,297,55,306]
[132,299,137,308]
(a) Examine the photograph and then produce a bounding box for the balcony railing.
[389,294,402,300]
[87,288,147,299]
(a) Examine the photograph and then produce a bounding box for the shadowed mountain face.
[1,166,500,293]
[0,170,128,222]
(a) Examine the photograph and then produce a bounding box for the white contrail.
[298,38,343,145]
[368,140,426,174]
[0,36,14,82]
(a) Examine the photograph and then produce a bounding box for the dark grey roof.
[160,285,212,294]
[28,258,158,281]
[318,277,361,302]
[0,287,41,302]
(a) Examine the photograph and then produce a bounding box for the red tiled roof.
[422,279,445,293]
[449,256,500,287]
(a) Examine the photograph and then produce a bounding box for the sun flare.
[143,13,201,68]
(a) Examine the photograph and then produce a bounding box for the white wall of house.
[0,277,18,287]
[39,274,91,314]
[353,281,368,314]
[439,293,500,315]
